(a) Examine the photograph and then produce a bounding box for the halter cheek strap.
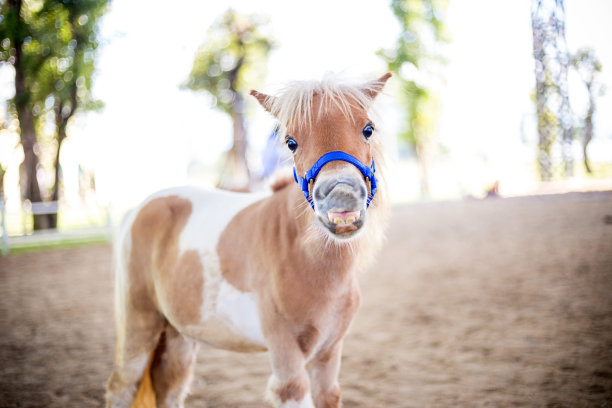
[292,151,378,210]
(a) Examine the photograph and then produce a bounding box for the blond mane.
[265,74,386,131]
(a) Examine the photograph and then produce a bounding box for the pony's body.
[118,186,269,352]
[107,74,391,408]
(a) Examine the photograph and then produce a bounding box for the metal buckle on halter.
[292,151,377,210]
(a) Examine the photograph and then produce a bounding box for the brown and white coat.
[106,73,391,408]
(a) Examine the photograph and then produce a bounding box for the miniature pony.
[106,73,391,408]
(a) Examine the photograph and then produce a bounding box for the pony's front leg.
[265,331,315,408]
[307,342,343,408]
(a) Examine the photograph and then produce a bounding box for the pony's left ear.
[250,90,277,114]
[364,72,392,101]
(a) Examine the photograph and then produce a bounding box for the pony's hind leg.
[150,325,199,408]
[106,298,165,407]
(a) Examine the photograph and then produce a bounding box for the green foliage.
[182,9,274,115]
[378,0,448,149]
[571,47,604,175]
[1,0,107,200]
[38,0,107,121]
[572,48,603,89]
[1,0,107,127]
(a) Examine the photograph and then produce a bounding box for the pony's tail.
[130,350,156,408]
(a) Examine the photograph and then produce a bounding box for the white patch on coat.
[279,396,315,408]
[175,186,269,254]
[137,186,270,352]
[215,280,265,346]
[179,251,267,352]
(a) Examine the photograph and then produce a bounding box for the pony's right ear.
[250,90,277,114]
[364,72,392,101]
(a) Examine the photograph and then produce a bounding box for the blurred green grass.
[6,234,110,255]
[1,201,111,255]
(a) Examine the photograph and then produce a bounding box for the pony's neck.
[217,179,373,295]
[282,183,363,275]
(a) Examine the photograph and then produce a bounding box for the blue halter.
[292,151,377,210]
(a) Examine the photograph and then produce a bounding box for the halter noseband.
[292,151,377,210]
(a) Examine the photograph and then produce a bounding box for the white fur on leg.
[265,375,315,408]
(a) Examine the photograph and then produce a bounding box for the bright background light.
[2,0,611,213]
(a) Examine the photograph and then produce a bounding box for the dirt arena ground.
[1,191,611,408]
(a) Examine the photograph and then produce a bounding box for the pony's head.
[251,73,391,240]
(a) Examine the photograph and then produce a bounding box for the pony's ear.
[250,90,277,113]
[364,72,392,101]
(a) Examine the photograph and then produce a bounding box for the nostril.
[314,179,336,200]
[358,184,367,199]
[314,185,331,200]
[315,179,355,200]
[314,184,326,200]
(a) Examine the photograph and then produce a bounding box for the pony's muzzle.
[312,168,368,238]
[316,180,366,208]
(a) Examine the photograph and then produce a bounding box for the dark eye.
[286,137,298,153]
[362,123,374,140]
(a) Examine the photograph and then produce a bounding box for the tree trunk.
[231,92,250,184]
[531,0,573,180]
[0,165,6,201]
[16,107,49,230]
[531,3,552,181]
[583,88,594,174]
[48,80,76,228]
[12,3,49,229]
[48,19,83,228]
[217,55,251,191]
[49,113,68,228]
[415,142,430,198]
[216,93,250,191]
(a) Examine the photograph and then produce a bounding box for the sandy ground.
[1,191,611,408]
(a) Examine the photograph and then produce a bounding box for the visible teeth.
[327,211,360,224]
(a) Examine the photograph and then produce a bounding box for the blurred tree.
[378,0,449,197]
[531,0,573,180]
[572,48,604,174]
[40,0,107,227]
[0,163,5,200]
[183,9,274,191]
[0,0,107,229]
[1,0,45,228]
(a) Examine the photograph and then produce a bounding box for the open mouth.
[327,211,361,225]
[322,210,364,238]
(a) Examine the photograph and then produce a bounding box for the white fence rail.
[1,198,111,255]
